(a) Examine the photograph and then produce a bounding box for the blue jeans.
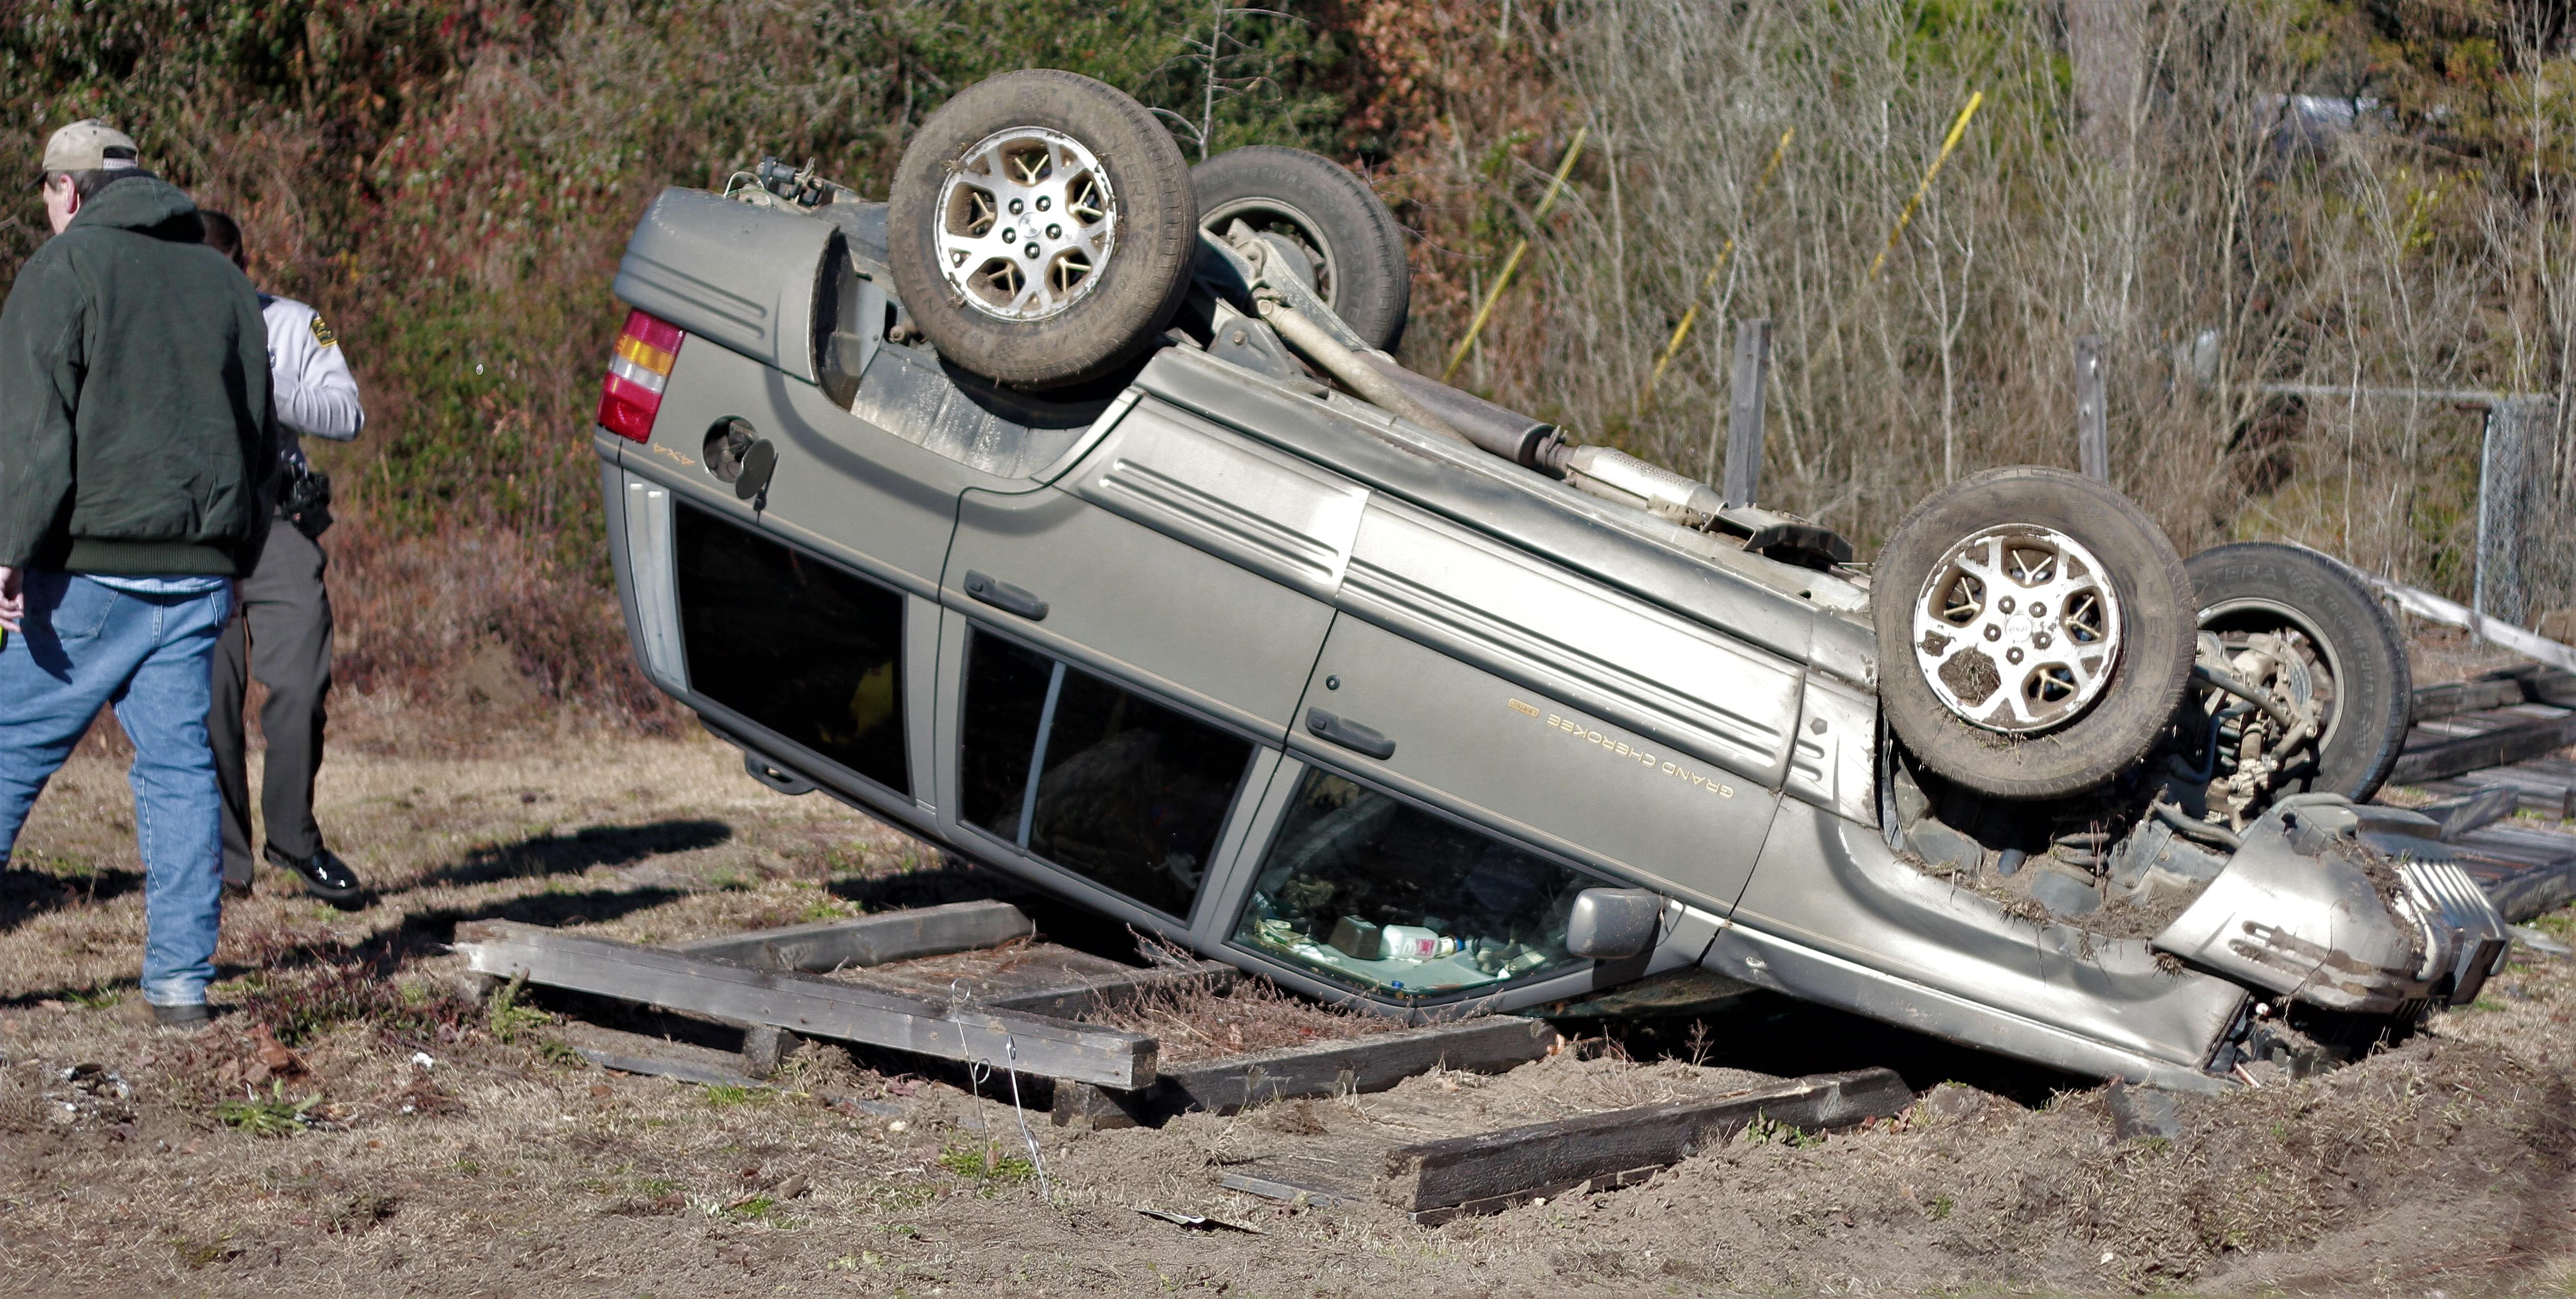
[0,572,234,1006]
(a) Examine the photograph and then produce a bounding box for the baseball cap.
[38,119,139,179]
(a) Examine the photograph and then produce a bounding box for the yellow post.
[1442,125,1590,383]
[1866,90,1984,284]
[1639,127,1795,411]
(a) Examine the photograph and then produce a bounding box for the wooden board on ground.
[1053,1016,1564,1129]
[664,899,1035,971]
[2410,665,2576,723]
[1209,1065,1910,1224]
[456,919,1158,1088]
[2444,821,2576,923]
[2416,783,2522,841]
[1384,1067,1913,1222]
[2409,760,2576,820]
[2390,702,2576,785]
[829,942,1233,1021]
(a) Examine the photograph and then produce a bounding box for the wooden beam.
[1381,1067,1911,1222]
[2409,769,2576,820]
[664,899,1034,971]
[980,962,1235,1021]
[456,920,1155,1088]
[1054,1016,1562,1129]
[2390,711,2576,785]
[2418,782,2522,842]
[2413,674,2535,723]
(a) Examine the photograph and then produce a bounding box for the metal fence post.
[2074,334,2108,482]
[2476,398,2527,628]
[1722,318,1771,506]
[2477,396,2567,629]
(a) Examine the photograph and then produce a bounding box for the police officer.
[197,211,366,906]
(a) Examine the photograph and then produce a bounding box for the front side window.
[673,501,908,795]
[959,630,1252,919]
[1233,767,1592,999]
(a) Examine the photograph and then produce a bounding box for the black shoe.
[152,1001,211,1027]
[222,878,253,900]
[266,845,365,907]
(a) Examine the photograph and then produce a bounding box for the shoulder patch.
[309,315,338,348]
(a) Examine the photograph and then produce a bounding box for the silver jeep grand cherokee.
[591,71,2505,1091]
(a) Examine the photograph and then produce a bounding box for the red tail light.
[597,309,684,442]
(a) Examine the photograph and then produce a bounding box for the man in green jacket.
[0,120,276,1026]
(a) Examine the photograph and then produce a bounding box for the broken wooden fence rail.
[2389,710,2576,785]
[2415,783,2522,842]
[1381,1066,1912,1223]
[454,919,1156,1089]
[1054,1015,1563,1129]
[663,898,1034,971]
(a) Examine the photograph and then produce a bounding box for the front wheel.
[1192,146,1412,352]
[2186,541,2412,803]
[1872,467,2196,800]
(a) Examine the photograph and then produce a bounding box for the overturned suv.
[592,70,2505,1090]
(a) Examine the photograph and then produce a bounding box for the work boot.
[265,844,365,908]
[151,1001,211,1027]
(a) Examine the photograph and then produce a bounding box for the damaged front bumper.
[2151,794,2509,1015]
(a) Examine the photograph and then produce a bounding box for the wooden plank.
[557,1020,769,1089]
[2409,769,2575,820]
[2448,820,2576,923]
[1219,1172,1348,1208]
[2418,783,2522,841]
[980,962,1235,1021]
[456,920,1155,1088]
[555,1020,906,1115]
[1380,1067,1911,1221]
[2412,674,2534,723]
[2390,710,2576,784]
[1054,1016,1563,1130]
[664,899,1034,971]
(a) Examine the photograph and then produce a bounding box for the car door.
[932,393,1367,927]
[1284,494,1804,916]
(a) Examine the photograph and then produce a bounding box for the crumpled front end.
[2151,794,2508,1014]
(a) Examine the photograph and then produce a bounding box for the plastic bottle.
[1377,925,1460,960]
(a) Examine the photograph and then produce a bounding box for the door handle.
[1305,707,1395,760]
[962,570,1048,621]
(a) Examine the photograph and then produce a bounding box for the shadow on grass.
[0,861,145,932]
[1565,990,2092,1109]
[424,820,733,886]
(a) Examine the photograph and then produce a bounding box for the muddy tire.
[2187,542,2412,802]
[1873,467,2196,800]
[887,70,1199,388]
[1192,146,1412,351]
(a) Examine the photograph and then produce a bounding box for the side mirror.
[1566,888,1664,961]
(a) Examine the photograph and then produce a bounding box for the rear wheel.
[887,70,1199,389]
[2186,542,2411,802]
[1873,467,2196,799]
[1192,146,1412,352]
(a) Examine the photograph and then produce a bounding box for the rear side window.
[960,629,1252,920]
[1233,767,1591,999]
[672,501,908,795]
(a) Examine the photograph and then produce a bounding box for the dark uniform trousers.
[210,520,332,887]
